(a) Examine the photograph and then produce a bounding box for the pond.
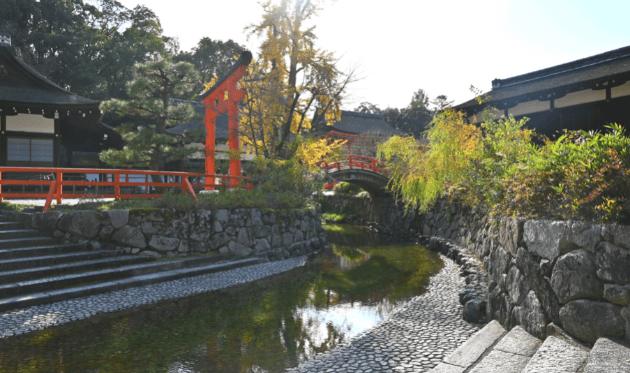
[0,224,443,373]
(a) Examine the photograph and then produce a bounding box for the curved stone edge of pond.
[324,194,630,344]
[0,256,310,339]
[286,255,485,373]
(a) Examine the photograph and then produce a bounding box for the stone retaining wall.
[418,201,630,343]
[16,208,328,262]
[325,193,630,344]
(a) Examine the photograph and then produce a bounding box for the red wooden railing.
[316,155,389,177]
[0,167,252,212]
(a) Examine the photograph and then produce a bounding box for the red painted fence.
[316,155,389,176]
[0,167,252,212]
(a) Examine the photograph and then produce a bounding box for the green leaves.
[99,53,202,170]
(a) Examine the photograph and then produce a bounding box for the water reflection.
[0,224,442,373]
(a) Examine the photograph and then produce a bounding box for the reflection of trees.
[0,266,349,373]
[0,246,443,373]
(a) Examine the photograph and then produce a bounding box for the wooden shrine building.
[454,45,630,136]
[312,111,404,157]
[0,37,109,168]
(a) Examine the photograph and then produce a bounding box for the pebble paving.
[286,255,484,373]
[0,256,308,339]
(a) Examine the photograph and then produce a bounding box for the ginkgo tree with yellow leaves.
[239,0,357,160]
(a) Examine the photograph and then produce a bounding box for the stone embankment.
[15,208,328,261]
[322,193,630,345]
[417,201,630,344]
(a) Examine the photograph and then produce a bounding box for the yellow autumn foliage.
[294,137,346,170]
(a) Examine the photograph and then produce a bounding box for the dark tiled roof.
[455,45,630,110]
[198,51,252,100]
[0,45,101,107]
[166,100,229,140]
[322,110,404,136]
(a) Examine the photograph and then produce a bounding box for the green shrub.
[379,105,630,223]
[321,212,346,224]
[332,182,363,195]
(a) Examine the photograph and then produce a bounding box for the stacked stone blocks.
[15,208,327,262]
[419,201,630,344]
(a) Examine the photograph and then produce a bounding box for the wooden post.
[44,181,56,212]
[204,107,217,190]
[114,172,120,199]
[56,171,62,205]
[228,104,241,186]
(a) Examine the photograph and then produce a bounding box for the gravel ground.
[0,256,308,339]
[286,255,484,373]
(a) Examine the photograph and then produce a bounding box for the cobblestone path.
[0,256,308,339]
[287,256,484,373]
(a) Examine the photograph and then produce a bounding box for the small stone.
[559,300,625,343]
[138,250,161,258]
[111,226,147,249]
[551,249,603,304]
[216,209,229,223]
[523,220,577,261]
[148,235,180,252]
[237,228,253,247]
[603,284,630,306]
[57,211,101,238]
[463,299,486,323]
[99,226,115,241]
[228,241,252,257]
[254,238,271,253]
[282,232,293,246]
[596,241,630,284]
[107,210,129,229]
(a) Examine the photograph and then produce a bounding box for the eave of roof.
[327,110,404,136]
[455,45,630,111]
[198,51,252,100]
[0,45,101,107]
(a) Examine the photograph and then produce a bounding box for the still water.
[0,225,443,372]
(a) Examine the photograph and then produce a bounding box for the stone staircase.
[432,320,630,372]
[0,210,261,312]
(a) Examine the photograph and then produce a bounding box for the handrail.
[0,167,253,211]
[316,155,389,177]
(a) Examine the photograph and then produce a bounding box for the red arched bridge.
[316,155,390,196]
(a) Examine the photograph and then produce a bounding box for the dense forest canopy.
[0,0,242,101]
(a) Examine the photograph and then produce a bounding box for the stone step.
[0,229,50,240]
[0,215,15,223]
[0,255,154,284]
[0,253,237,298]
[432,320,507,372]
[584,338,630,373]
[0,222,23,230]
[0,236,54,249]
[0,257,261,312]
[522,335,590,372]
[468,326,543,373]
[0,243,89,260]
[0,249,123,272]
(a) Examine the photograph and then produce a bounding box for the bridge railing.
[316,155,389,177]
[0,167,252,212]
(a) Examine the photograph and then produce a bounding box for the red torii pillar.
[199,51,252,189]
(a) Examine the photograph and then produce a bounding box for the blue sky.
[114,0,630,110]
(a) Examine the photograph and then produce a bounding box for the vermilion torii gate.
[199,51,252,189]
